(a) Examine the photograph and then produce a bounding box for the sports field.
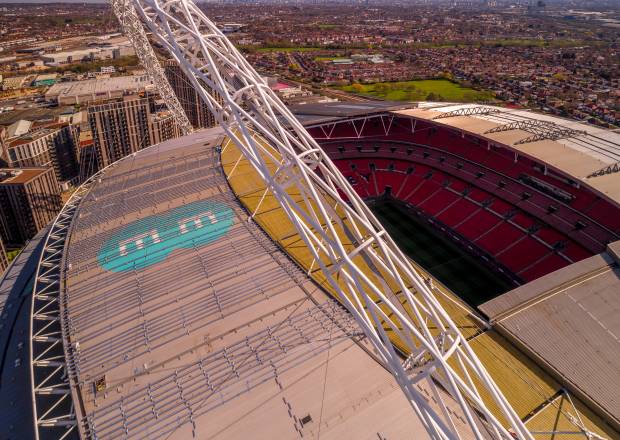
[371,200,512,307]
[339,79,494,102]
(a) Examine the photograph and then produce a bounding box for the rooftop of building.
[289,100,410,125]
[7,123,67,147]
[45,74,152,100]
[6,119,32,138]
[0,167,49,184]
[0,107,74,127]
[0,227,49,440]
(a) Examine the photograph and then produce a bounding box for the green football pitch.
[371,200,513,307]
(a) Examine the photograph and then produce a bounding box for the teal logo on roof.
[98,200,234,272]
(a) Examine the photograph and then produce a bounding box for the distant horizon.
[0,0,617,6]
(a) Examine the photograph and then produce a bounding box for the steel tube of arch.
[115,1,534,439]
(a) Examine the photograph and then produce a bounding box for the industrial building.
[40,44,134,66]
[45,74,152,105]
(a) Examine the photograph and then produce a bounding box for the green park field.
[338,79,494,102]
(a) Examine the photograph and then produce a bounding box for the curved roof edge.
[289,101,620,205]
[394,103,620,203]
[0,226,49,440]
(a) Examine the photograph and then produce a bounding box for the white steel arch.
[118,1,534,439]
[112,0,193,135]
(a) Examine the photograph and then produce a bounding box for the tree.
[442,71,454,81]
[350,83,364,93]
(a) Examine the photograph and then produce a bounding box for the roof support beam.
[484,119,586,144]
[587,161,620,178]
[433,107,500,119]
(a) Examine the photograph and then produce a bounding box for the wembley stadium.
[1,1,620,439]
[1,100,619,440]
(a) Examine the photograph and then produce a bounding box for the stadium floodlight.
[113,0,534,438]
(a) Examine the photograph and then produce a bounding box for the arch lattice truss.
[115,1,534,439]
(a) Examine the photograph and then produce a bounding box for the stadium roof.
[290,101,410,126]
[58,128,446,439]
[480,241,620,430]
[12,102,620,439]
[290,101,620,204]
[394,103,620,204]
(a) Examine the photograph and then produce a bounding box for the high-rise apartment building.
[0,167,62,246]
[151,112,181,145]
[5,123,79,185]
[164,59,217,129]
[88,95,180,169]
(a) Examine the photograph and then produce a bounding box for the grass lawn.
[339,79,494,102]
[372,200,512,307]
[314,56,343,62]
[256,47,322,53]
[6,248,21,262]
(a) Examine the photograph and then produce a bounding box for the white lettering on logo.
[178,211,217,234]
[119,229,160,256]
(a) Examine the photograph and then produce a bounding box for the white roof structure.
[395,103,620,203]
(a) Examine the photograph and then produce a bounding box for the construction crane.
[111,1,534,439]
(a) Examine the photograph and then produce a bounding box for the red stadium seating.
[476,223,525,254]
[406,179,441,206]
[586,199,620,233]
[419,188,460,216]
[437,199,480,227]
[535,227,565,246]
[511,213,535,230]
[456,210,501,241]
[497,237,550,273]
[375,171,406,195]
[318,120,620,283]
[562,243,592,263]
[519,254,569,282]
